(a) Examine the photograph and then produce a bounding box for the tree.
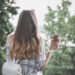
[0,0,19,75]
[43,0,75,75]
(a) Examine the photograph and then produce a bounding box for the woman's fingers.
[50,42,59,50]
[50,45,58,50]
[49,35,60,50]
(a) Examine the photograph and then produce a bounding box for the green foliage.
[43,0,75,75]
[0,0,19,75]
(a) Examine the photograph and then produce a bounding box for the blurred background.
[0,0,75,75]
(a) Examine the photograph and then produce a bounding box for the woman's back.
[6,32,46,75]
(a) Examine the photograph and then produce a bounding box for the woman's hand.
[41,35,60,71]
[50,35,60,50]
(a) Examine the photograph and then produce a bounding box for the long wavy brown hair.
[10,10,42,60]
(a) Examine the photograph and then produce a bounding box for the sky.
[11,0,75,29]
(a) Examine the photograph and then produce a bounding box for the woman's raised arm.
[41,35,60,71]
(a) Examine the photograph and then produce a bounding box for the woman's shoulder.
[7,32,14,40]
[39,36,43,42]
[39,36,45,44]
[6,32,15,45]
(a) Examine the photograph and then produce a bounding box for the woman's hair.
[10,10,41,59]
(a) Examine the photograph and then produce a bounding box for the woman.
[5,10,60,75]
